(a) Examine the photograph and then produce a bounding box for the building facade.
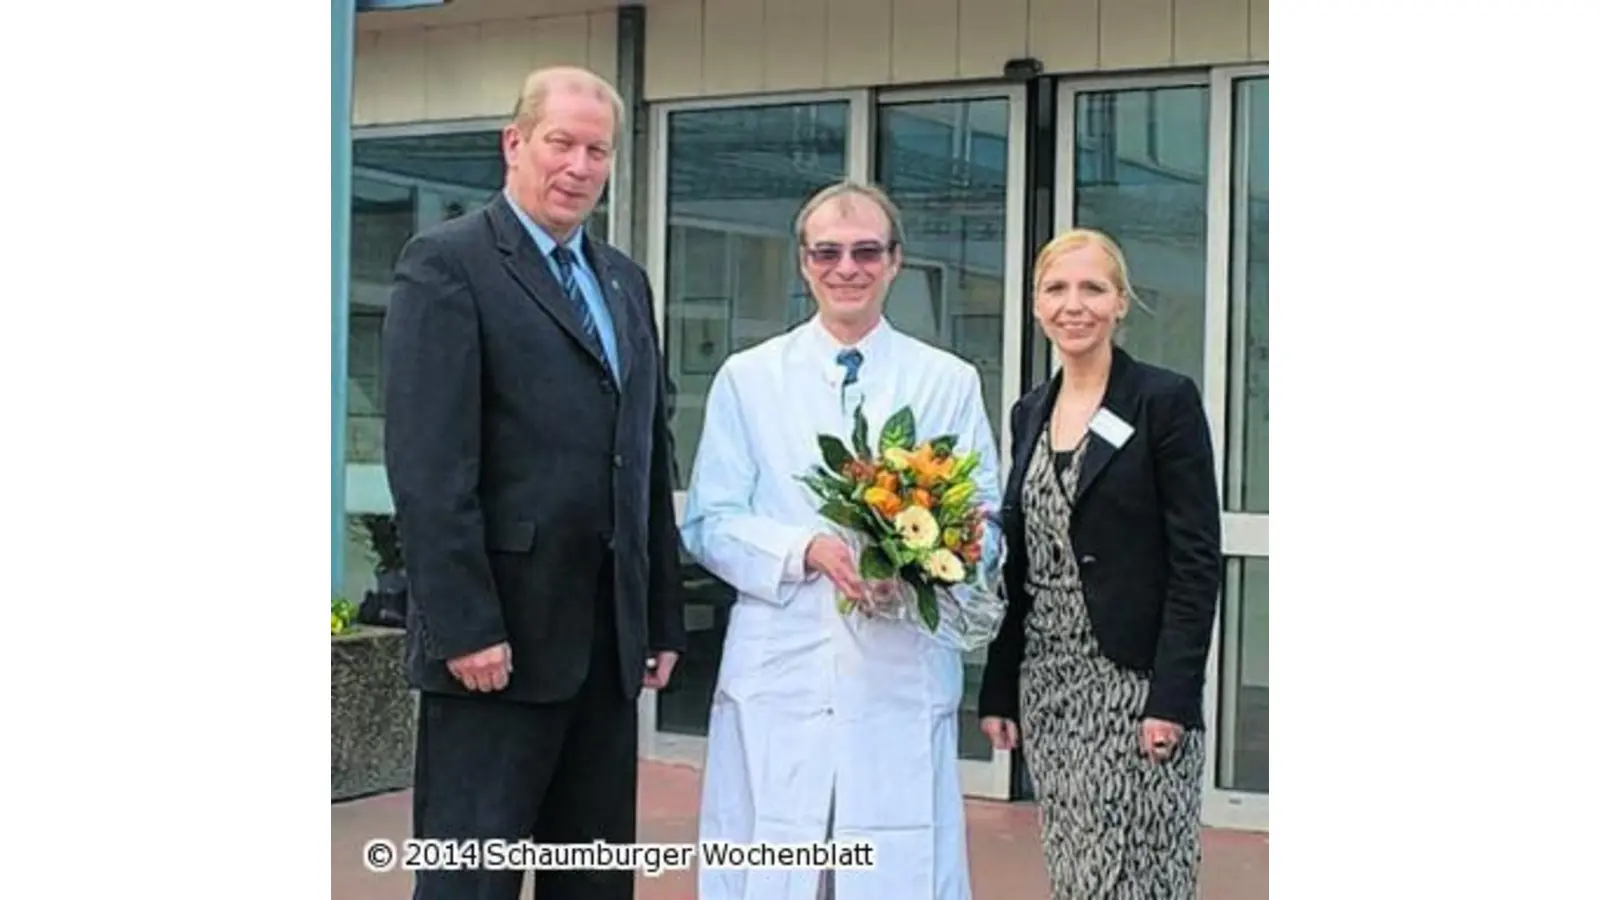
[335,0,1269,831]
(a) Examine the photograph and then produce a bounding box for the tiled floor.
[332,761,1267,899]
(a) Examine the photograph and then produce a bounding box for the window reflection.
[1229,79,1269,514]
[877,99,1009,446]
[1073,87,1210,387]
[1220,556,1268,792]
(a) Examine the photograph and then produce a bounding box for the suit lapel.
[1075,347,1139,503]
[488,195,609,374]
[584,235,632,384]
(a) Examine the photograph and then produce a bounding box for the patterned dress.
[1018,428,1204,899]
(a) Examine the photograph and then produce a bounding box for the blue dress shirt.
[503,189,620,377]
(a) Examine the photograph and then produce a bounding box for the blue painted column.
[332,0,355,595]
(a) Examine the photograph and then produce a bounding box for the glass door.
[1205,68,1269,832]
[874,84,1028,799]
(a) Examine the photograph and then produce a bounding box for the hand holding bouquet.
[797,402,994,634]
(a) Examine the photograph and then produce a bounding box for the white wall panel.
[764,2,829,91]
[701,0,766,95]
[353,9,622,126]
[825,0,893,88]
[1249,0,1270,60]
[1175,0,1252,65]
[642,0,1265,100]
[1099,0,1175,71]
[1028,0,1100,74]
[957,0,1029,80]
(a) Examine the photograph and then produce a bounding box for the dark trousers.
[411,571,636,900]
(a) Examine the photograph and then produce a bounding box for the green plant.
[349,514,405,575]
[332,595,357,635]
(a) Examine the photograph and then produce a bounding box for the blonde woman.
[978,229,1222,898]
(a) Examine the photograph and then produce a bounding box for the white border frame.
[1053,66,1269,832]
[641,83,1030,801]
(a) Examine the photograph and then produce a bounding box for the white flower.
[894,506,940,550]
[924,548,966,583]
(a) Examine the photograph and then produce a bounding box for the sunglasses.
[804,240,898,267]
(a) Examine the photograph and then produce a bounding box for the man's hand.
[1139,717,1184,762]
[980,716,1019,750]
[804,535,866,605]
[642,650,679,690]
[446,642,512,692]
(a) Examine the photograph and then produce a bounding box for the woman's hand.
[980,716,1019,750]
[1139,717,1184,762]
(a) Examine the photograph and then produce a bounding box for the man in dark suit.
[381,65,686,900]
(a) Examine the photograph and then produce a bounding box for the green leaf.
[818,435,854,475]
[819,499,868,531]
[851,402,872,459]
[878,406,917,455]
[950,451,980,480]
[928,434,958,458]
[881,538,909,569]
[859,544,896,580]
[914,579,940,632]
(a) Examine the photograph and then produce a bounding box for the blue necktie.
[550,246,600,347]
[837,348,863,386]
[837,348,863,413]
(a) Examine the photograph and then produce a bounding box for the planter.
[332,625,417,801]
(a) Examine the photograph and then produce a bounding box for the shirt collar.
[503,188,585,261]
[804,315,894,386]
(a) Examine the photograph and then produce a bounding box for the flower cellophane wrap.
[797,402,1007,653]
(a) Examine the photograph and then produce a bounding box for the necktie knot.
[836,348,863,387]
[550,245,575,275]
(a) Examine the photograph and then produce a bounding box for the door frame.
[1051,65,1269,832]
[1202,64,1269,832]
[641,81,1031,801]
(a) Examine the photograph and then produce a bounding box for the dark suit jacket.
[381,192,686,705]
[977,346,1222,728]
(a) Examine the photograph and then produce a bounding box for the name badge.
[1088,408,1134,449]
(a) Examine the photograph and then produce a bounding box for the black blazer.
[977,346,1222,728]
[381,192,686,705]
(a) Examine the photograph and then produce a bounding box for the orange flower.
[874,470,900,493]
[864,486,903,518]
[910,487,935,509]
[907,444,956,489]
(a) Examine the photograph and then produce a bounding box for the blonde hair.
[511,66,625,135]
[1033,227,1138,313]
[792,180,906,248]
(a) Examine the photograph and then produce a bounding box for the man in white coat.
[679,181,1005,900]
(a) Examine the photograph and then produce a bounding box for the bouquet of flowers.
[797,402,1001,638]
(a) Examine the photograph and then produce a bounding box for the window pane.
[657,102,850,739]
[1229,79,1269,513]
[1219,556,1268,792]
[348,176,413,466]
[1072,87,1210,386]
[877,97,1012,763]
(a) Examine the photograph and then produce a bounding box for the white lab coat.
[680,316,1004,900]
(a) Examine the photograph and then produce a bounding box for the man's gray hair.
[792,180,906,248]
